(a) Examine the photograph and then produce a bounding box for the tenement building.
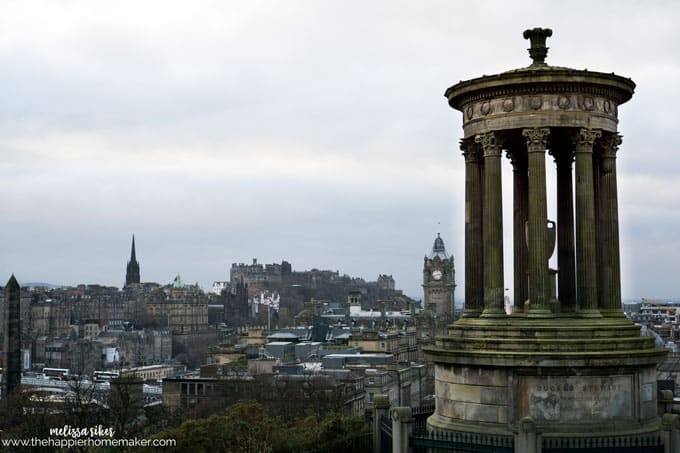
[424,28,668,449]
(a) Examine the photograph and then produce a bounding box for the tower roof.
[429,233,449,260]
[444,28,635,140]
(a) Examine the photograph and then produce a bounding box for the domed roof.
[444,28,635,140]
[445,27,635,111]
[429,233,449,260]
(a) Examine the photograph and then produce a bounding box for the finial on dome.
[523,27,553,66]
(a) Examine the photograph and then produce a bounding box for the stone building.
[424,28,668,449]
[30,300,71,337]
[377,274,396,291]
[144,275,208,335]
[230,259,291,286]
[162,372,362,417]
[222,278,249,326]
[348,328,417,364]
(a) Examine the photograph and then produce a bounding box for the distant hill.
[19,282,62,289]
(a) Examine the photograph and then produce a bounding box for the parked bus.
[42,367,70,380]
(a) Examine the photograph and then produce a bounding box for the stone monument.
[2,275,21,398]
[424,28,667,446]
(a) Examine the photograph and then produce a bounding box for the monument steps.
[436,335,655,353]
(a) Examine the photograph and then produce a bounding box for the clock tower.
[423,233,455,318]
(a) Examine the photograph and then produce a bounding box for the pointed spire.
[130,234,137,262]
[125,234,141,287]
[6,273,19,289]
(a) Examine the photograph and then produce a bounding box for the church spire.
[125,234,140,287]
[130,234,137,262]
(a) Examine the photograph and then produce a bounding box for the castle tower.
[125,235,141,287]
[424,28,667,447]
[2,275,22,397]
[422,234,455,318]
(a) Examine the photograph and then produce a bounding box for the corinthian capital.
[475,132,501,157]
[522,128,550,151]
[460,139,481,163]
[575,128,602,151]
[600,133,622,158]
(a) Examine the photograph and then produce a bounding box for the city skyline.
[1,1,679,300]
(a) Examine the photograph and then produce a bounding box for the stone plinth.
[424,317,666,438]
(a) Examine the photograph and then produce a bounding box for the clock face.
[431,270,442,281]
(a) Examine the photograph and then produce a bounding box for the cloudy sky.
[0,1,678,300]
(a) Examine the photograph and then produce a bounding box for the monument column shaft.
[599,134,625,316]
[511,149,529,311]
[475,132,505,317]
[574,128,602,315]
[556,151,576,312]
[523,128,552,316]
[594,153,608,311]
[462,140,483,317]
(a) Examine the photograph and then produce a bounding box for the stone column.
[509,146,529,312]
[461,139,484,317]
[391,407,414,453]
[372,394,390,453]
[523,128,552,317]
[598,133,625,317]
[475,132,505,317]
[515,417,540,453]
[555,146,576,312]
[574,128,602,316]
[594,148,606,314]
[662,413,680,453]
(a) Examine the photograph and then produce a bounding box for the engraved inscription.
[522,376,633,422]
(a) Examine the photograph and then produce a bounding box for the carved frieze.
[480,101,491,115]
[529,96,543,110]
[460,92,619,137]
[557,95,570,109]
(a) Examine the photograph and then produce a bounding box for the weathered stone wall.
[429,361,661,435]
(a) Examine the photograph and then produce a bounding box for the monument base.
[423,317,667,440]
